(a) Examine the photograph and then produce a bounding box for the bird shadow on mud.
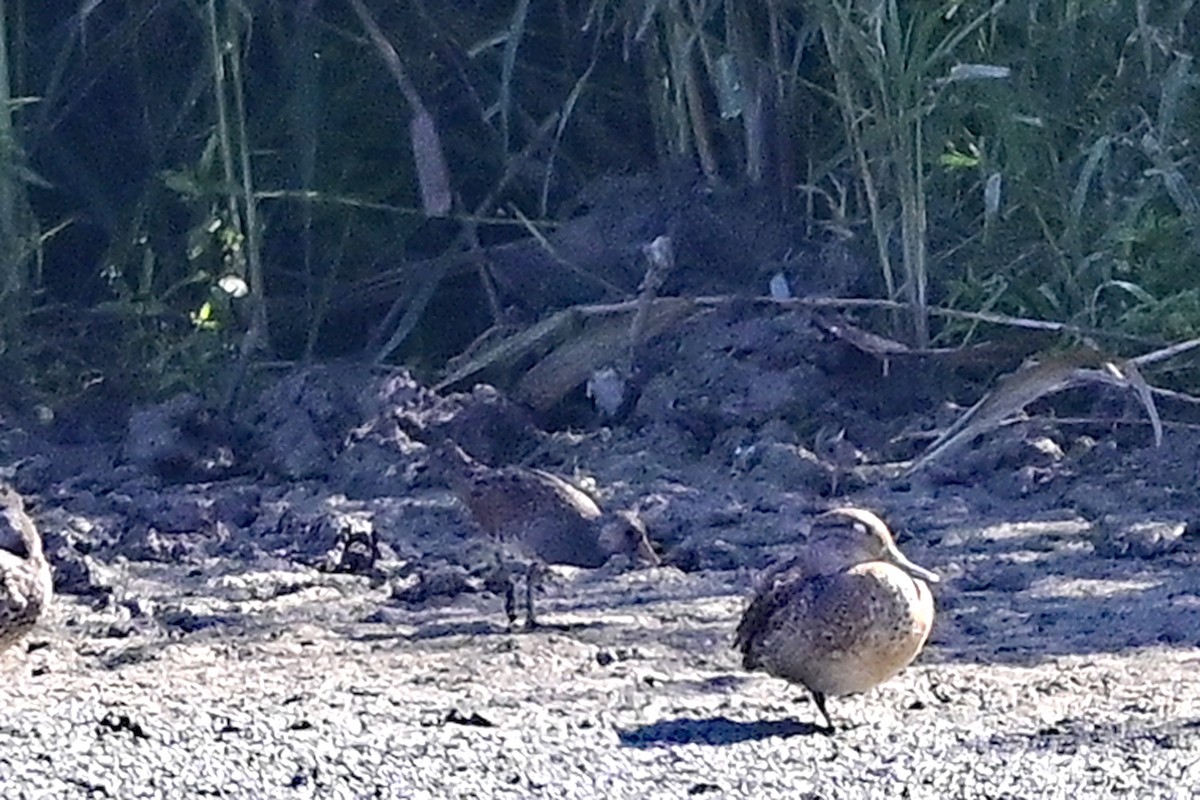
[616,715,823,747]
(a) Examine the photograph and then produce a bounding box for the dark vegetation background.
[0,1,1197,421]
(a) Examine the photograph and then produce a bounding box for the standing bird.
[735,507,937,734]
[427,441,659,628]
[1,485,53,656]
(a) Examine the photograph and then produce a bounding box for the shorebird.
[428,441,659,628]
[1,485,53,656]
[735,507,937,734]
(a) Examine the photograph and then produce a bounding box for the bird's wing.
[735,567,822,661]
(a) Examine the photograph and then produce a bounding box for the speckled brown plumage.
[428,441,658,627]
[735,507,936,733]
[1,485,53,656]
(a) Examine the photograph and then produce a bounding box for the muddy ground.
[2,304,1200,799]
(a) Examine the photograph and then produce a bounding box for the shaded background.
[1,1,1198,416]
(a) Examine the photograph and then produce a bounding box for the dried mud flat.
[3,315,1200,798]
[3,512,1200,799]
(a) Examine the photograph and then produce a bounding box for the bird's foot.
[813,692,838,736]
[503,580,519,631]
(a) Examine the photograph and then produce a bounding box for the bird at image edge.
[0,484,53,656]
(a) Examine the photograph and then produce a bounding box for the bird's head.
[0,485,42,561]
[809,507,938,583]
[598,509,660,566]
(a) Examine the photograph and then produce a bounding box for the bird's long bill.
[884,542,940,583]
[637,537,661,566]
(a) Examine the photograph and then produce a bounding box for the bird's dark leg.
[523,562,542,630]
[503,573,518,631]
[488,552,519,631]
[812,691,836,735]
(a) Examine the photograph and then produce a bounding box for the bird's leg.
[523,561,542,630]
[490,552,519,631]
[812,691,836,735]
[503,575,518,631]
